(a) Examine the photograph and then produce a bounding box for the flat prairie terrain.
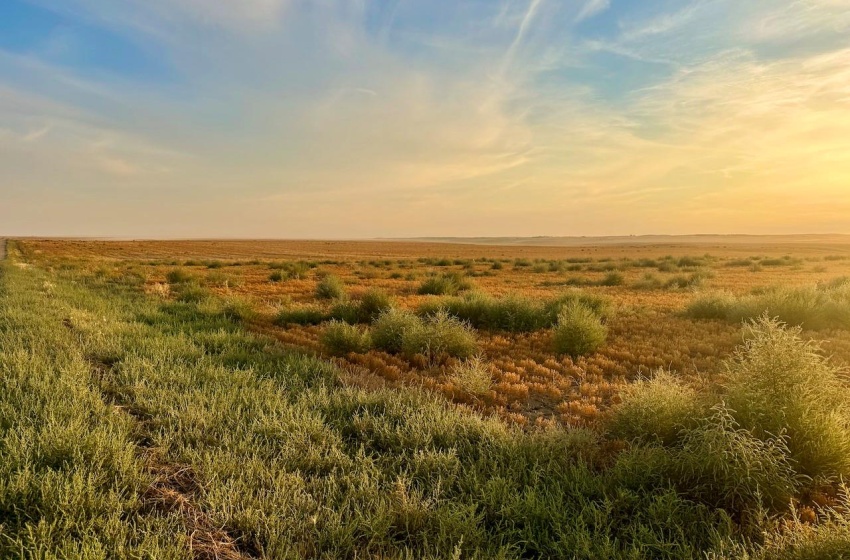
[19,237,850,426]
[4,237,850,559]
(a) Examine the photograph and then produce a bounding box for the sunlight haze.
[1,0,849,237]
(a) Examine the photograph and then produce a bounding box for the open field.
[3,237,850,558]
[21,238,850,426]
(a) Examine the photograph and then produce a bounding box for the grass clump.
[607,371,702,446]
[685,280,850,330]
[552,302,608,358]
[675,403,801,513]
[166,268,193,284]
[357,288,393,322]
[723,317,850,478]
[418,291,611,334]
[599,271,625,287]
[330,289,394,324]
[275,305,329,326]
[450,356,492,395]
[423,292,545,332]
[316,274,346,300]
[320,321,372,356]
[417,273,472,296]
[401,310,478,361]
[371,308,421,354]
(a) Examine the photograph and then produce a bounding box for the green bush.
[358,289,393,323]
[599,272,625,286]
[220,296,256,322]
[632,273,663,290]
[450,356,492,395]
[401,310,478,361]
[685,281,850,330]
[275,306,328,326]
[724,317,850,478]
[424,292,545,332]
[320,321,372,356]
[417,273,472,296]
[607,371,702,446]
[674,403,801,513]
[544,292,611,323]
[371,309,422,354]
[166,268,193,284]
[329,289,394,324]
[552,302,607,358]
[685,292,736,320]
[174,283,208,303]
[316,274,346,300]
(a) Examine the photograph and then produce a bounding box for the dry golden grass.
[19,238,850,428]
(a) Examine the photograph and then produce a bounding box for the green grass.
[417,291,611,333]
[685,279,850,330]
[3,251,850,559]
[320,320,372,355]
[417,273,472,296]
[608,316,850,521]
[316,274,346,300]
[552,301,608,357]
[372,308,422,354]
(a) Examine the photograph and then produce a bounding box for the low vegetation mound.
[685,278,850,330]
[552,301,608,358]
[608,316,850,519]
[417,291,610,333]
[416,272,473,296]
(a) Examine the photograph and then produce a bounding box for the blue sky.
[1,0,849,237]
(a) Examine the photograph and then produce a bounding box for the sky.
[1,0,849,238]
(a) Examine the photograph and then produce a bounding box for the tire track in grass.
[84,347,258,559]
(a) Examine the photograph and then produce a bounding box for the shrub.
[552,302,607,358]
[417,273,472,296]
[166,268,193,284]
[685,282,850,330]
[665,270,711,290]
[220,296,256,322]
[599,272,625,286]
[316,275,346,300]
[174,283,208,303]
[275,306,328,326]
[269,271,284,282]
[401,310,477,361]
[544,292,611,323]
[632,273,663,290]
[372,309,422,354]
[724,317,850,478]
[425,293,545,332]
[685,292,736,320]
[320,321,372,356]
[450,356,492,395]
[607,371,702,446]
[358,289,393,323]
[674,403,801,513]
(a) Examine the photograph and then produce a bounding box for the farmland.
[3,236,850,558]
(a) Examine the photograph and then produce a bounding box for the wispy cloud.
[0,0,848,237]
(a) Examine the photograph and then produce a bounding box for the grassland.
[3,237,850,558]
